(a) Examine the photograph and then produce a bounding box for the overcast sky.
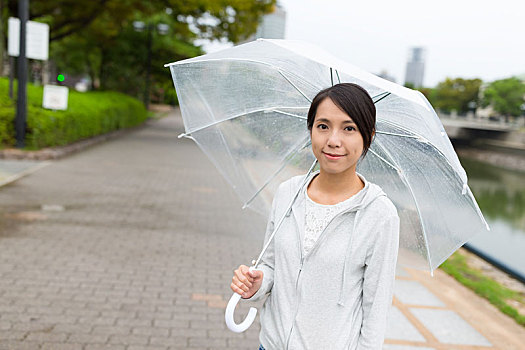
[200,0,525,87]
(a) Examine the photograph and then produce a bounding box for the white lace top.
[303,187,356,257]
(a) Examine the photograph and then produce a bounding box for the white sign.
[43,85,69,110]
[8,17,49,60]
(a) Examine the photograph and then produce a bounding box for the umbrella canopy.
[166,38,489,273]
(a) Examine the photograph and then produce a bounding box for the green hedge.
[0,77,147,149]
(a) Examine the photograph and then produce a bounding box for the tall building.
[404,47,426,88]
[238,2,286,44]
[255,3,286,39]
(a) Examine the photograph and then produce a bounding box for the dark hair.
[307,83,376,158]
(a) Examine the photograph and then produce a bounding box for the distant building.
[241,3,286,43]
[404,47,426,88]
[255,3,286,39]
[377,70,396,83]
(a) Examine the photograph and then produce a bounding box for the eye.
[344,126,356,131]
[317,124,328,130]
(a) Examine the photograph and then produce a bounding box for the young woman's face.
[310,97,364,176]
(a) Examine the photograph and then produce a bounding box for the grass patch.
[0,77,147,149]
[440,250,525,327]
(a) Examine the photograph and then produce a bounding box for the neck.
[310,167,364,200]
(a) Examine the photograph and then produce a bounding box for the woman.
[231,83,400,349]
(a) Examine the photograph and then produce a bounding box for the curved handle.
[225,267,259,333]
[225,292,258,332]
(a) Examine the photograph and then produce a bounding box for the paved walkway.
[0,110,524,349]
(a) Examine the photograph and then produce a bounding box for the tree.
[481,77,525,117]
[7,0,161,42]
[42,0,275,103]
[6,0,274,43]
[432,78,482,114]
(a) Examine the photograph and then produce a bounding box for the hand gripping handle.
[225,267,259,333]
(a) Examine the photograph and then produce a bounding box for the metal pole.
[15,0,29,148]
[144,23,152,110]
[0,0,4,76]
[9,56,14,99]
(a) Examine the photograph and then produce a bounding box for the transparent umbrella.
[165,38,489,332]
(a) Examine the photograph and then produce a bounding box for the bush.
[0,77,147,149]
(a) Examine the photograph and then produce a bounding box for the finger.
[249,270,262,280]
[240,265,255,283]
[234,280,249,293]
[232,276,249,292]
[231,283,245,295]
[235,269,253,288]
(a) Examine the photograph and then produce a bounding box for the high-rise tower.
[404,47,426,88]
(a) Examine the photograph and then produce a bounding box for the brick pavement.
[0,109,524,350]
[0,111,266,349]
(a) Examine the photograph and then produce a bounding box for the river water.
[459,155,525,276]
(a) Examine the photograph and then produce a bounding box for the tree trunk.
[98,48,106,90]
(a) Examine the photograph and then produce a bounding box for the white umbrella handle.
[225,267,259,333]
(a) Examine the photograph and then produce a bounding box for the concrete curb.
[0,121,152,161]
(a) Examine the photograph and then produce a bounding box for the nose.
[327,130,342,147]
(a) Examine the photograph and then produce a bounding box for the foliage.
[3,0,275,105]
[6,0,159,42]
[432,77,482,114]
[6,0,275,43]
[441,250,525,327]
[481,77,525,117]
[416,87,435,103]
[0,77,147,149]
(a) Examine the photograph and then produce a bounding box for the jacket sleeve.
[243,185,280,302]
[357,214,400,350]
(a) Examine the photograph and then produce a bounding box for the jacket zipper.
[285,226,304,350]
[285,208,355,349]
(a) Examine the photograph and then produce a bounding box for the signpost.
[8,17,49,60]
[7,1,50,148]
[43,85,69,111]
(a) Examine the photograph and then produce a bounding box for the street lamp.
[133,20,168,110]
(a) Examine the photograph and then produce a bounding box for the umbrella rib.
[377,119,469,187]
[242,137,311,210]
[179,107,308,138]
[372,139,434,273]
[367,148,401,172]
[278,70,312,103]
[375,130,420,139]
[465,185,490,231]
[192,85,244,192]
[372,91,391,104]
[167,57,315,105]
[254,159,319,269]
[273,109,307,119]
[329,68,341,86]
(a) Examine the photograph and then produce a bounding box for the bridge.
[438,113,525,151]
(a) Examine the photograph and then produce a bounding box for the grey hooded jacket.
[245,171,400,349]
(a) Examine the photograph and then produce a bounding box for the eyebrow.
[315,118,356,124]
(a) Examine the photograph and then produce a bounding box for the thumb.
[249,269,262,279]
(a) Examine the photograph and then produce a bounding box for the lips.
[323,152,345,160]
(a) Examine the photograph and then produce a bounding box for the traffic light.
[57,74,65,84]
